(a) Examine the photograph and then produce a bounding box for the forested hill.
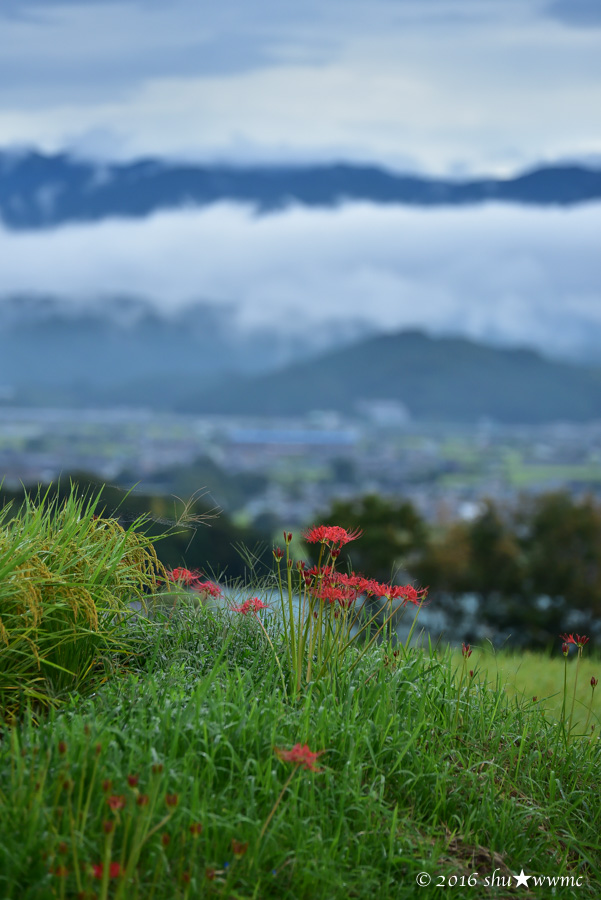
[183,330,601,424]
[1,150,600,228]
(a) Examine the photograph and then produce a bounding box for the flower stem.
[257,766,298,845]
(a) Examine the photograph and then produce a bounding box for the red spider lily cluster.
[302,525,363,547]
[275,743,325,772]
[166,568,221,598]
[299,564,426,610]
[230,597,271,615]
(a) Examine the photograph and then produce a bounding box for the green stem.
[257,766,298,846]
[255,614,288,699]
[583,684,596,736]
[567,649,582,738]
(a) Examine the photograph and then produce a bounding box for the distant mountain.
[0,294,372,405]
[182,330,601,424]
[1,150,600,229]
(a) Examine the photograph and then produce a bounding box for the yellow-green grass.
[0,483,166,721]
[445,646,601,731]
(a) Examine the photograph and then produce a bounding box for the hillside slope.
[183,330,601,423]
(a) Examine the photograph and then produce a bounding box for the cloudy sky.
[1,0,600,361]
[2,0,600,172]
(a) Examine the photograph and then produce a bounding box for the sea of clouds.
[1,199,600,362]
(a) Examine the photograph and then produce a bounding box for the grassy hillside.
[1,489,600,897]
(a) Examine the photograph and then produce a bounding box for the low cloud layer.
[1,200,600,361]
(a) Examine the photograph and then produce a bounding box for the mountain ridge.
[181,329,601,424]
[1,150,600,229]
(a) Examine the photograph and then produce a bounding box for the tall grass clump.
[0,484,165,721]
[265,526,427,698]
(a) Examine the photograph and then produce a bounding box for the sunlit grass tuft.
[0,483,166,720]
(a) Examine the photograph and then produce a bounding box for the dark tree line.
[320,492,601,648]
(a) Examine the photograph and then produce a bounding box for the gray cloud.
[0,0,598,173]
[546,0,601,27]
[0,201,599,361]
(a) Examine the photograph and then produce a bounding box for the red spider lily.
[562,642,570,656]
[231,839,249,858]
[167,567,201,586]
[92,861,122,880]
[302,525,362,547]
[462,643,472,659]
[127,774,139,787]
[273,546,285,559]
[192,580,221,598]
[230,597,270,615]
[592,677,598,688]
[560,633,589,650]
[274,743,325,772]
[364,580,427,604]
[106,795,126,811]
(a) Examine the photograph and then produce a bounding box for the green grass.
[0,484,166,721]
[446,647,601,727]
[1,605,600,898]
[1,488,600,898]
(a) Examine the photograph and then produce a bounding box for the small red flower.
[127,774,139,787]
[167,567,200,586]
[58,741,67,755]
[189,822,203,836]
[165,793,179,807]
[302,525,362,547]
[107,795,126,811]
[560,633,589,648]
[592,677,598,688]
[102,820,115,834]
[192,580,221,598]
[137,794,150,807]
[275,743,325,772]
[273,546,285,559]
[231,839,249,858]
[230,597,270,615]
[462,642,472,659]
[102,779,112,793]
[562,642,570,657]
[152,763,164,775]
[161,833,171,847]
[92,861,122,880]
[205,868,217,881]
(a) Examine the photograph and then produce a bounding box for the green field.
[446,648,600,730]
